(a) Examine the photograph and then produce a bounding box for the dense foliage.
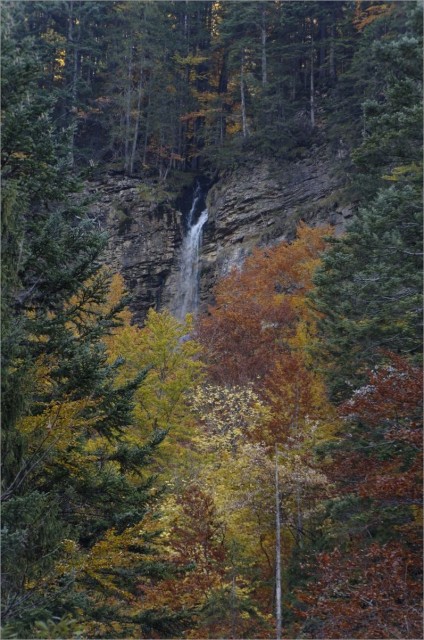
[1,1,422,639]
[3,0,402,179]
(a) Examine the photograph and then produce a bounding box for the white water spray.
[176,184,208,319]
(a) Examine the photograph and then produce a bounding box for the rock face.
[199,148,352,310]
[85,148,352,322]
[82,176,183,324]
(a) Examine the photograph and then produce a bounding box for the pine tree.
[312,184,422,402]
[312,1,422,401]
[1,9,181,636]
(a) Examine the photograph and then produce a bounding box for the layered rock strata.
[199,148,352,309]
[85,148,353,322]
[82,176,182,324]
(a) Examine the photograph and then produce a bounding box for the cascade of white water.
[186,181,202,228]
[176,184,208,319]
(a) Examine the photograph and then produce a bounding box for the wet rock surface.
[84,149,352,322]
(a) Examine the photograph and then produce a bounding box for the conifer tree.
[1,9,180,637]
[312,1,423,400]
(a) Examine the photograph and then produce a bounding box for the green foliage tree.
[312,184,422,401]
[1,9,183,637]
[312,1,422,401]
[299,7,423,636]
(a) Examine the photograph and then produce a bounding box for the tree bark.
[319,17,326,81]
[130,61,144,175]
[124,43,133,174]
[218,51,228,143]
[275,443,282,640]
[310,41,315,128]
[67,1,79,167]
[261,5,267,86]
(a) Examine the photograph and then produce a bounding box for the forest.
[1,1,423,638]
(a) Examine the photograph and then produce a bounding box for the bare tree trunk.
[310,41,315,128]
[275,444,282,640]
[124,43,133,174]
[218,51,228,144]
[261,5,267,86]
[130,62,144,175]
[329,22,336,81]
[184,0,189,42]
[231,574,237,638]
[67,1,79,167]
[319,18,326,81]
[141,75,152,167]
[72,5,79,109]
[240,51,248,138]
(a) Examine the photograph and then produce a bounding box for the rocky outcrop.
[85,147,352,322]
[82,176,183,324]
[199,147,352,309]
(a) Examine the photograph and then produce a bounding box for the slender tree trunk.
[240,51,248,138]
[310,41,315,128]
[319,18,326,81]
[329,22,336,81]
[218,51,228,143]
[293,392,304,547]
[184,0,189,43]
[261,6,267,86]
[143,75,152,165]
[72,6,79,109]
[231,574,237,638]
[124,43,133,174]
[67,1,79,167]
[275,443,282,640]
[130,63,144,175]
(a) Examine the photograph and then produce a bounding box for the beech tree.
[105,305,203,473]
[198,224,331,387]
[298,541,422,639]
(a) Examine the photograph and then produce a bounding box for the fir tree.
[1,8,181,637]
[312,1,423,401]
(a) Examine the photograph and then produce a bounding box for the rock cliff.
[85,148,352,322]
[199,148,352,309]
[82,176,183,323]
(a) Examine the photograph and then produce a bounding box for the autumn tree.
[105,305,203,473]
[198,224,331,387]
[298,541,422,639]
[297,354,422,638]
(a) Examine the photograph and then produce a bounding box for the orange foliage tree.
[197,223,332,388]
[195,225,337,636]
[338,353,423,510]
[298,541,422,639]
[297,354,423,638]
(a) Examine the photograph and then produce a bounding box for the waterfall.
[176,183,208,319]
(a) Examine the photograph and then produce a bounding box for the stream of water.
[176,182,208,320]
